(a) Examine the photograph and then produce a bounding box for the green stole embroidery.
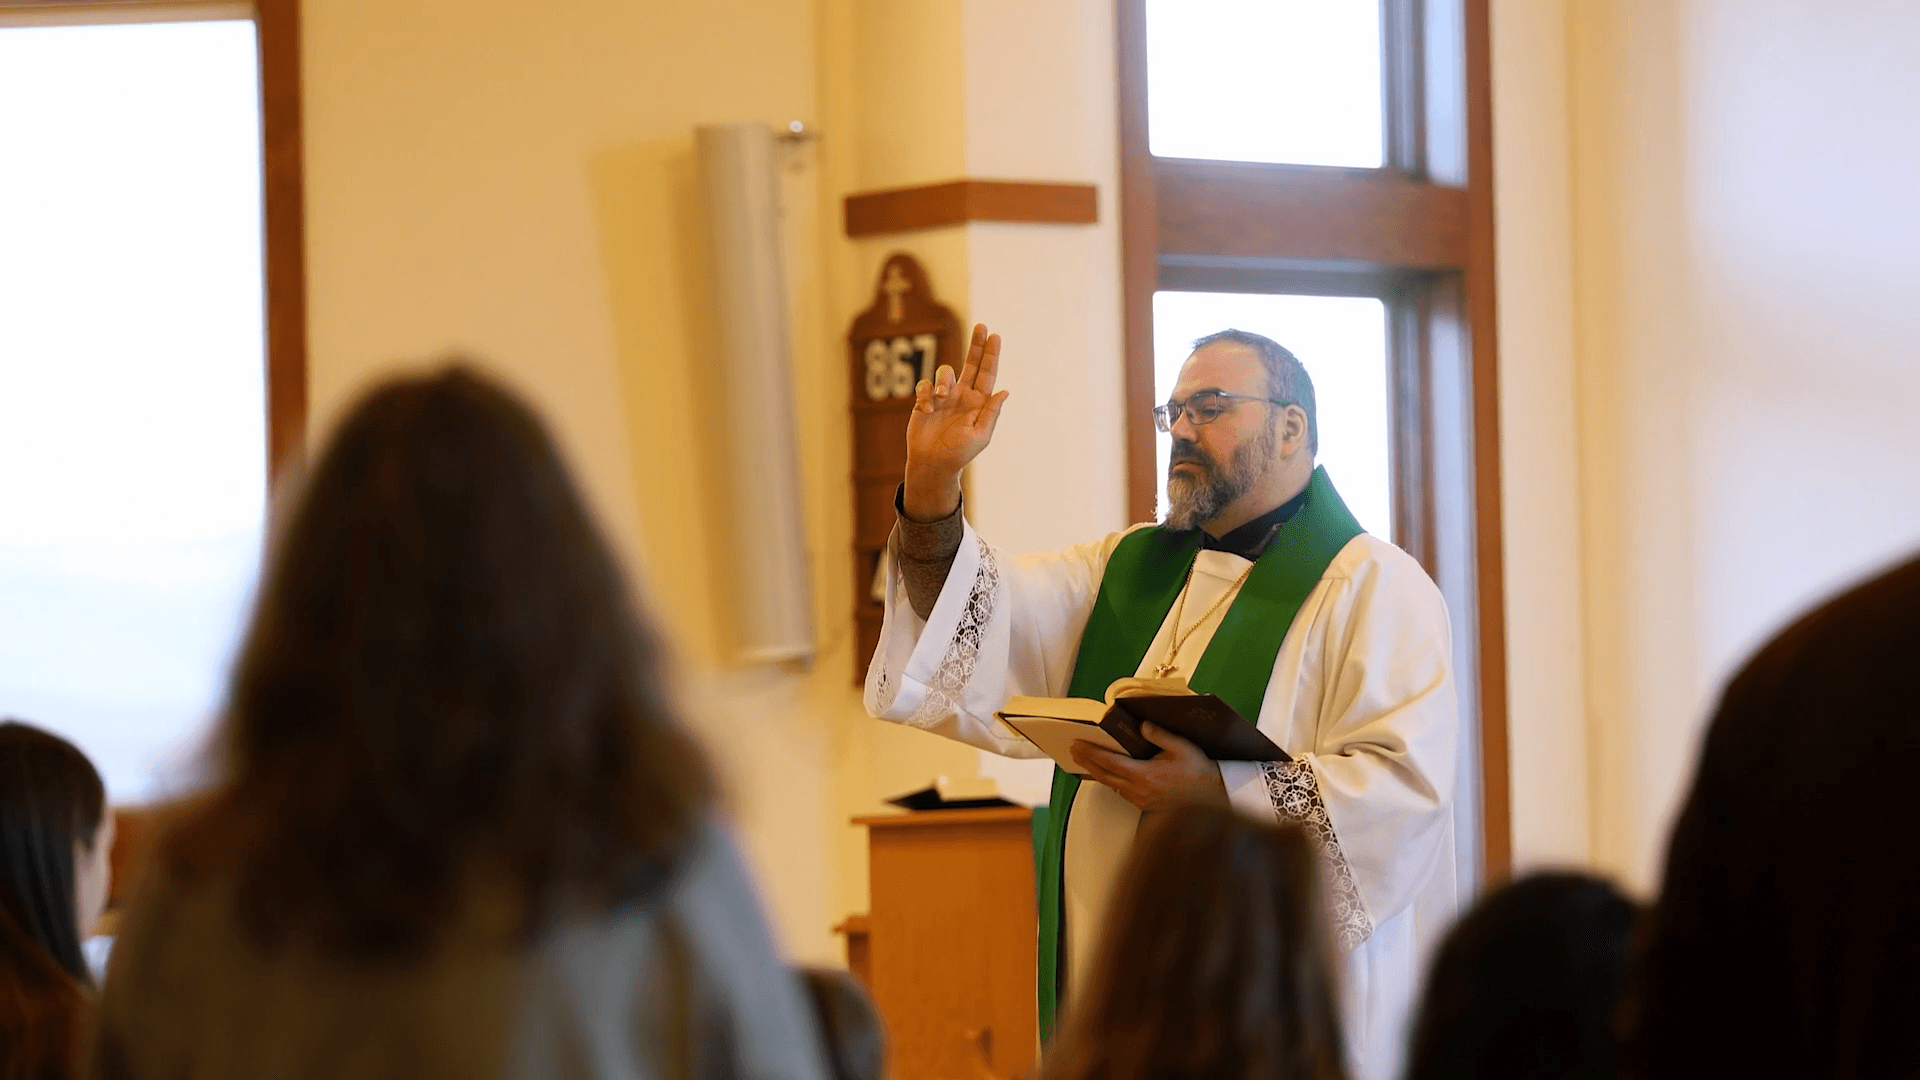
[1034,466,1363,1041]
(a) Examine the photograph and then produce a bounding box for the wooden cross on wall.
[883,262,912,323]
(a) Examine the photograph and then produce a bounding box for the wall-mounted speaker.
[695,123,814,665]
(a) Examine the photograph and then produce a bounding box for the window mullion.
[1381,0,1427,178]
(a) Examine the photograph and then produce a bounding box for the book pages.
[995,713,1127,774]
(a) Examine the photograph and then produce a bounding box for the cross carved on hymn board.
[882,262,911,323]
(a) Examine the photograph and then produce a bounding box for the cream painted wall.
[1566,0,1920,889]
[1566,0,1703,893]
[1488,0,1593,871]
[1488,0,1920,891]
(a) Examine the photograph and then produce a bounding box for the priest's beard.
[1164,425,1276,532]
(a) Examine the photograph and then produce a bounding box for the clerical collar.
[1196,486,1310,561]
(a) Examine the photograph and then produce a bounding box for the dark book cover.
[1099,693,1290,763]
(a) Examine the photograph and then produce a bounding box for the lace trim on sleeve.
[1261,759,1373,951]
[903,538,1000,729]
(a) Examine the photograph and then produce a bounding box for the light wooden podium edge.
[852,806,1037,829]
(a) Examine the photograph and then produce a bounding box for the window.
[1118,0,1508,876]
[1145,0,1383,168]
[1153,291,1392,536]
[0,1,305,805]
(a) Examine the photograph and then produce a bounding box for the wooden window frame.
[1118,0,1509,876]
[0,0,307,489]
[0,0,305,904]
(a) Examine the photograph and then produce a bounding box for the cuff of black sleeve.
[893,483,964,564]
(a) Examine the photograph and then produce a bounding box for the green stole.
[1034,465,1363,1041]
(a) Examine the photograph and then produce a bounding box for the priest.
[862,323,1458,1080]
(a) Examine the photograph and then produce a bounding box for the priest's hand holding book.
[1068,724,1228,812]
[996,677,1288,812]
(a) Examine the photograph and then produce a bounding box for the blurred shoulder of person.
[88,365,826,1080]
[1403,871,1638,1080]
[1045,802,1347,1080]
[0,719,114,1080]
[797,967,885,1080]
[1624,552,1920,1080]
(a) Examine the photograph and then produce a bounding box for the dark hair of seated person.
[798,967,885,1080]
[1621,553,1920,1079]
[1044,803,1347,1080]
[0,720,109,1080]
[159,365,717,957]
[1402,871,1638,1080]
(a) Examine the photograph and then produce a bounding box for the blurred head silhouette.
[1045,803,1346,1080]
[799,967,885,1080]
[1623,553,1920,1078]
[0,719,110,1078]
[166,364,714,957]
[1404,872,1637,1080]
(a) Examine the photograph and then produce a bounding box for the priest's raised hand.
[902,323,1010,523]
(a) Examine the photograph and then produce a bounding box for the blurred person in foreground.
[88,367,826,1080]
[1402,872,1637,1080]
[1045,803,1347,1080]
[1622,553,1920,1079]
[797,968,884,1080]
[864,325,1456,1080]
[0,720,114,1080]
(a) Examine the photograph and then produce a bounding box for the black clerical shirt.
[1193,485,1311,561]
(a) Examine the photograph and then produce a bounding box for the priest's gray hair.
[1190,328,1318,454]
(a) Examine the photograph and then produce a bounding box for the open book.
[884,775,1015,811]
[994,677,1289,777]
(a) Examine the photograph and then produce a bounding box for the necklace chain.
[1152,558,1256,678]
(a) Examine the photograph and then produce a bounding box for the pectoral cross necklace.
[1152,558,1257,678]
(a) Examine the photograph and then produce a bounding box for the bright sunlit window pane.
[1146,0,1383,168]
[0,21,266,803]
[1153,292,1391,536]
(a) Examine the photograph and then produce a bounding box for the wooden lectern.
[852,807,1039,1080]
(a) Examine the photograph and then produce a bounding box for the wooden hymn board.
[848,254,961,682]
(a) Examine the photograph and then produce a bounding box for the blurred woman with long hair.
[0,720,113,1080]
[1622,553,1920,1078]
[1044,803,1347,1080]
[90,366,825,1080]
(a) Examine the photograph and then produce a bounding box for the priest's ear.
[1278,402,1312,458]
